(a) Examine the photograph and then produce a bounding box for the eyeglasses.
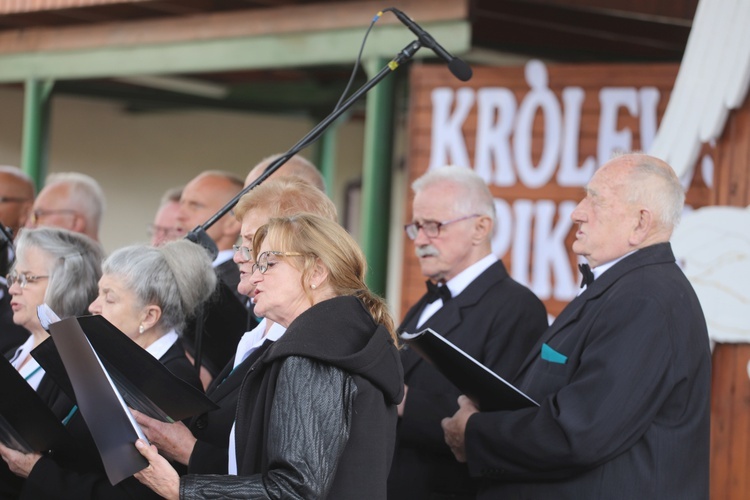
[30,209,78,226]
[404,214,480,240]
[6,271,49,289]
[0,196,30,204]
[233,244,252,262]
[252,250,304,275]
[147,224,185,240]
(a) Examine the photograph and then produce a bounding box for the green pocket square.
[541,343,568,364]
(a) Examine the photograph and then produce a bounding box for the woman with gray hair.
[4,227,103,401]
[0,227,103,498]
[0,239,216,500]
[87,239,216,384]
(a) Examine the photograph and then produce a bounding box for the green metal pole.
[21,79,54,191]
[317,112,347,196]
[360,58,396,297]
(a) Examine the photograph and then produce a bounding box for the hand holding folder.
[400,328,538,412]
[35,313,218,485]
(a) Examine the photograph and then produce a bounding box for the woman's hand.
[133,439,180,500]
[0,442,42,478]
[132,409,197,465]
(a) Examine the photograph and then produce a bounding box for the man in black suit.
[388,166,548,499]
[442,153,711,499]
[177,171,249,379]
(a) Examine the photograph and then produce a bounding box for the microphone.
[387,8,472,82]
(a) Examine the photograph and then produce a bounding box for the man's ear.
[472,215,492,245]
[221,216,241,239]
[17,201,32,228]
[72,214,87,234]
[629,208,653,246]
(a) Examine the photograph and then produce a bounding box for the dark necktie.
[425,280,452,304]
[578,263,594,288]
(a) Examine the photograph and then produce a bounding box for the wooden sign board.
[402,60,712,318]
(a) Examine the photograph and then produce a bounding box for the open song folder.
[400,328,538,411]
[38,314,218,485]
[0,358,77,456]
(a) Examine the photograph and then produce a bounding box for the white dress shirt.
[577,250,637,295]
[212,249,235,268]
[144,329,179,359]
[10,335,45,390]
[228,319,286,474]
[416,253,498,329]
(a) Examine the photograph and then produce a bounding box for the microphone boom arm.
[185,38,424,253]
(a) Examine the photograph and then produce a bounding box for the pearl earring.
[311,284,317,289]
[139,324,145,335]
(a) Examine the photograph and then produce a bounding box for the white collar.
[591,249,638,279]
[578,250,639,295]
[444,253,498,298]
[212,249,235,267]
[232,319,286,369]
[145,329,179,360]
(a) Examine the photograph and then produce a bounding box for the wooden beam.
[0,0,153,15]
[0,0,468,55]
[0,20,471,82]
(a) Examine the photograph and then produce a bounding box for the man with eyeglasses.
[388,166,548,500]
[0,166,35,353]
[177,171,249,384]
[148,186,184,247]
[27,172,105,242]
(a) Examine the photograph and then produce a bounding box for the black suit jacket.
[187,339,275,474]
[466,243,711,499]
[388,260,548,500]
[215,259,243,306]
[182,262,251,376]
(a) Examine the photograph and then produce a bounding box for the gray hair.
[249,154,325,192]
[102,239,217,333]
[412,166,496,225]
[45,172,106,233]
[159,186,183,206]
[14,227,103,318]
[617,153,685,230]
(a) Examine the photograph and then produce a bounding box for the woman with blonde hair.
[136,213,403,500]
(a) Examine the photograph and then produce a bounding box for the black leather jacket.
[182,356,355,499]
[181,296,403,500]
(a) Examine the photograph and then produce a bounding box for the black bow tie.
[578,263,595,288]
[425,280,452,304]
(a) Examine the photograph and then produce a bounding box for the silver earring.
[139,324,145,334]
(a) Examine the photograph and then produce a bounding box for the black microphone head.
[184,226,219,261]
[448,57,473,82]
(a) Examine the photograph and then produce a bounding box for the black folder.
[400,328,538,411]
[47,317,149,484]
[0,358,76,455]
[33,315,218,423]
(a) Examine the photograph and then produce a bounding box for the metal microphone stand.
[185,38,424,375]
